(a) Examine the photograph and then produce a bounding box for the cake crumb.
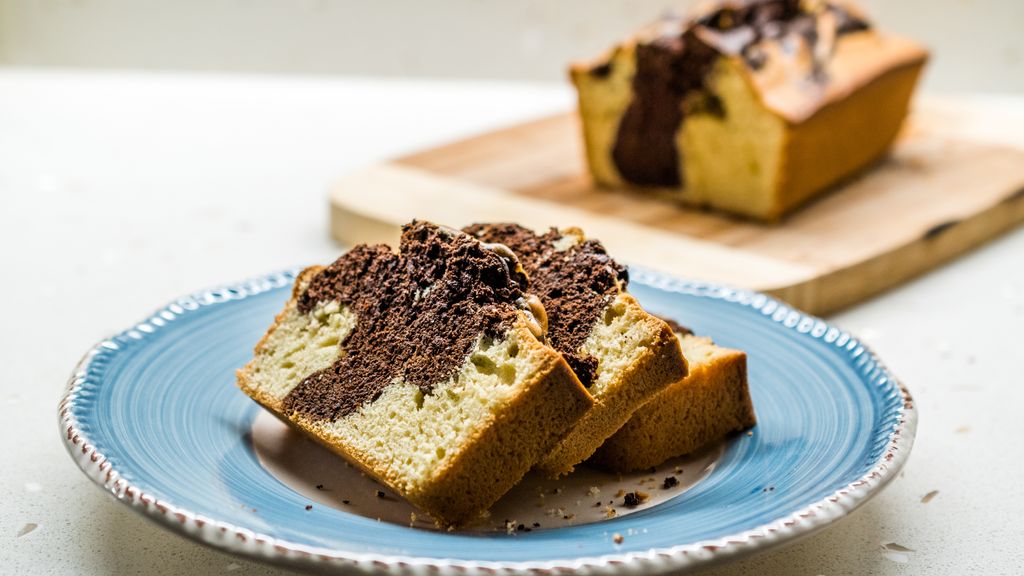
[613,533,624,544]
[614,489,626,498]
[623,492,648,507]
[587,486,601,497]
[410,512,418,524]
[663,476,679,489]
[604,507,617,519]
[504,519,517,535]
[746,431,754,437]
[921,490,939,504]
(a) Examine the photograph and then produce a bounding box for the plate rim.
[58,267,917,575]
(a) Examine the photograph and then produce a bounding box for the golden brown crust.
[762,58,926,220]
[590,334,756,472]
[534,295,687,477]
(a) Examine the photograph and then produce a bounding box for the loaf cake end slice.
[237,222,592,526]
[571,0,928,220]
[591,327,756,472]
[464,224,687,477]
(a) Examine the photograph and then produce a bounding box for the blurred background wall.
[0,0,1020,92]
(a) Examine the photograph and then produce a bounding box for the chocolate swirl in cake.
[464,223,628,388]
[284,222,532,421]
[610,0,870,187]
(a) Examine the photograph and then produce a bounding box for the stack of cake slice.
[238,220,755,525]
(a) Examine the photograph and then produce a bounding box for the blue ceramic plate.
[60,268,915,575]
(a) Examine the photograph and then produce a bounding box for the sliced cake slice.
[464,223,687,477]
[236,221,592,526]
[591,321,756,472]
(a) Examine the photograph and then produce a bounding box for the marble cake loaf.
[464,223,687,477]
[591,321,756,472]
[571,0,928,220]
[236,221,592,526]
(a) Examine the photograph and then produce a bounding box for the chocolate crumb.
[663,476,679,489]
[315,484,324,490]
[304,505,313,511]
[613,533,624,544]
[533,522,541,528]
[623,492,641,507]
[518,523,526,531]
[342,500,350,505]
[375,490,386,499]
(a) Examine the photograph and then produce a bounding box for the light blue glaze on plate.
[59,269,915,575]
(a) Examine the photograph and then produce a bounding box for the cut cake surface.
[237,221,592,526]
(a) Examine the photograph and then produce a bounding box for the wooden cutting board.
[330,96,1024,315]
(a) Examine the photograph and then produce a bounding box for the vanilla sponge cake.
[591,323,756,472]
[571,0,928,220]
[237,221,592,526]
[464,223,687,477]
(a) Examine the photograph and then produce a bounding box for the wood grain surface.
[330,97,1024,315]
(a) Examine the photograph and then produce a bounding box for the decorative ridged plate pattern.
[59,268,915,575]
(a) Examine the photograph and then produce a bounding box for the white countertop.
[1,69,1021,575]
